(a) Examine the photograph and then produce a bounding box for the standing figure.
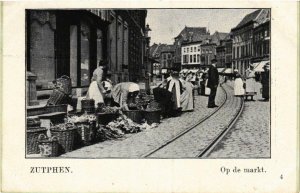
[261,63,270,101]
[245,64,257,99]
[207,59,219,108]
[86,60,107,107]
[234,69,245,97]
[166,71,184,115]
[180,72,194,111]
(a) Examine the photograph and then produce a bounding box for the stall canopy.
[180,69,189,73]
[223,68,233,74]
[217,68,225,73]
[161,69,168,74]
[188,69,199,73]
[252,61,270,72]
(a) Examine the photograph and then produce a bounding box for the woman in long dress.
[180,73,194,111]
[245,65,257,95]
[84,60,106,108]
[234,72,245,97]
[111,82,140,110]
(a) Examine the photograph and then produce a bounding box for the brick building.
[26,9,147,98]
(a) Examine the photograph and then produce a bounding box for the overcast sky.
[146,9,257,45]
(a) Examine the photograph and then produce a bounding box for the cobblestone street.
[209,81,270,158]
[62,86,226,158]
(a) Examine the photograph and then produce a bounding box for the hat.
[211,58,217,63]
[128,83,140,93]
[234,69,238,72]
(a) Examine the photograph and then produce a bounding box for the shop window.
[190,55,193,63]
[193,54,196,63]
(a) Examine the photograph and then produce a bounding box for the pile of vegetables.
[67,114,97,123]
[105,113,158,134]
[51,122,75,131]
[145,100,161,111]
[97,106,120,114]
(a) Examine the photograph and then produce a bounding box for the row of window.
[182,54,201,63]
[183,46,200,53]
[254,29,269,42]
[233,43,252,59]
[162,53,172,60]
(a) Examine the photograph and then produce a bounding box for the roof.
[149,43,167,57]
[175,26,209,40]
[161,44,175,52]
[233,9,262,30]
[211,31,229,45]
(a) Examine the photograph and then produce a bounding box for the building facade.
[26,9,147,97]
[200,43,217,66]
[252,17,270,63]
[231,9,270,75]
[216,40,226,68]
[181,42,202,69]
[224,35,233,68]
[160,45,175,74]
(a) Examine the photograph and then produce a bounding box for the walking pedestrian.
[261,63,270,101]
[207,59,219,108]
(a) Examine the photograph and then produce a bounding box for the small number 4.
[280,174,283,179]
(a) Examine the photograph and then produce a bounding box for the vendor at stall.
[166,70,184,114]
[84,60,107,108]
[111,82,140,111]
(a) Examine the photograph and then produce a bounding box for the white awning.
[161,69,167,74]
[180,69,188,73]
[223,68,233,74]
[253,61,270,72]
[188,69,199,73]
[217,68,225,73]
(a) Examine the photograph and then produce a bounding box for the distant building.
[181,41,202,69]
[173,26,209,70]
[149,43,167,75]
[231,9,270,75]
[216,41,226,68]
[224,33,233,68]
[160,45,175,74]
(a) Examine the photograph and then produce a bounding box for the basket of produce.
[144,101,161,124]
[47,89,68,106]
[81,99,95,113]
[55,75,72,95]
[67,114,97,146]
[122,110,144,124]
[26,127,47,154]
[50,123,77,154]
[96,106,120,125]
[38,134,59,157]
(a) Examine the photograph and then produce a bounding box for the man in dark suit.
[207,59,219,108]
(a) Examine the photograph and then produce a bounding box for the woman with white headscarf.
[111,82,140,110]
[233,69,245,97]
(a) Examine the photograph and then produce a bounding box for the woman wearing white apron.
[234,70,245,97]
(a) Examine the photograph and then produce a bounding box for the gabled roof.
[211,31,229,45]
[175,26,209,40]
[232,9,262,30]
[149,43,167,58]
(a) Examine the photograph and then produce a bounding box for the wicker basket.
[75,121,96,146]
[50,126,77,154]
[38,134,59,157]
[144,110,161,124]
[26,127,47,154]
[47,89,68,106]
[56,75,72,95]
[97,113,119,125]
[123,110,144,124]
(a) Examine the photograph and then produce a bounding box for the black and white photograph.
[25,8,271,159]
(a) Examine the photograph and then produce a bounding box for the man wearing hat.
[207,58,219,108]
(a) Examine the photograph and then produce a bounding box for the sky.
[146,9,257,45]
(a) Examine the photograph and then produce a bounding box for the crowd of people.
[77,58,269,119]
[233,62,270,101]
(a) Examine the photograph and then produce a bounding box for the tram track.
[142,82,244,158]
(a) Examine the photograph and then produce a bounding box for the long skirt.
[180,82,194,111]
[86,81,104,107]
[245,78,256,93]
[234,78,245,96]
